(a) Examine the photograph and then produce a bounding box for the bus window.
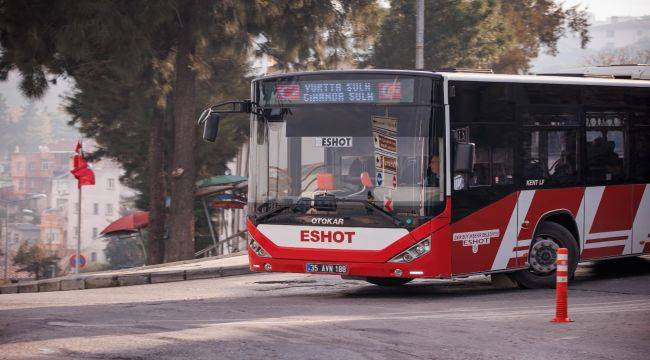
[492,147,514,185]
[522,130,579,186]
[632,111,650,182]
[634,129,650,182]
[585,111,627,183]
[454,125,515,190]
[471,147,491,186]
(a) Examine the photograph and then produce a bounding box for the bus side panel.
[582,185,644,259]
[632,184,650,254]
[516,187,585,265]
[450,193,518,274]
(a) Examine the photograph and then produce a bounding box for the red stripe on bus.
[581,245,625,259]
[518,187,584,241]
[590,185,638,234]
[585,236,628,244]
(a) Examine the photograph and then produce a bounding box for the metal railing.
[195,230,247,258]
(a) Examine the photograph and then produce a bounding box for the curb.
[0,263,251,295]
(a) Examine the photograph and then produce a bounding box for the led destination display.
[263,78,415,105]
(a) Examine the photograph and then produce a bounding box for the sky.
[0,0,649,114]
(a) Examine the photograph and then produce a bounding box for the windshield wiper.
[255,204,293,222]
[335,198,404,227]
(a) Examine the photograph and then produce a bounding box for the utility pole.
[75,187,82,274]
[2,204,7,280]
[415,0,424,70]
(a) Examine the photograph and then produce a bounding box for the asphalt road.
[1,257,649,360]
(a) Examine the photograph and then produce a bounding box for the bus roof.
[253,69,434,82]
[438,71,650,88]
[254,69,650,88]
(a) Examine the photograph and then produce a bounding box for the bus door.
[450,123,519,274]
[582,110,634,258]
[631,105,650,254]
[518,105,584,261]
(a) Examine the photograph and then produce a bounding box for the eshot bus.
[200,69,650,288]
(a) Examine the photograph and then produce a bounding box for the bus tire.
[365,277,413,286]
[510,222,579,289]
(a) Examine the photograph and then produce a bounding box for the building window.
[28,163,35,171]
[91,252,97,262]
[105,203,114,216]
[41,160,50,170]
[93,203,99,215]
[18,179,24,191]
[107,178,115,190]
[73,202,79,214]
[92,227,98,238]
[73,227,79,239]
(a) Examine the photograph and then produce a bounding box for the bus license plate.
[306,263,348,274]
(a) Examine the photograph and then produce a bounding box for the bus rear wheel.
[366,277,413,286]
[509,222,579,289]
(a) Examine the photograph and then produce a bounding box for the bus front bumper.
[247,251,448,279]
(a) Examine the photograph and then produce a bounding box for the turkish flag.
[71,141,95,188]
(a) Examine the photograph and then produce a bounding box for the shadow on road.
[576,256,650,280]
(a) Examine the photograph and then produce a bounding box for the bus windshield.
[249,74,445,228]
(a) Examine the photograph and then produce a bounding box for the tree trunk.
[146,104,167,264]
[165,1,198,262]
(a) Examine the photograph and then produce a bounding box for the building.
[589,16,650,50]
[49,158,135,267]
[6,222,40,249]
[39,209,67,254]
[531,15,650,73]
[10,141,73,201]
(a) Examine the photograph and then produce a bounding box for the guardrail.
[195,230,247,258]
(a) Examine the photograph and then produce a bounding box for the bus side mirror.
[202,112,221,142]
[199,100,254,143]
[454,143,475,173]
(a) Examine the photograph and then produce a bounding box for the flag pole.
[76,185,82,274]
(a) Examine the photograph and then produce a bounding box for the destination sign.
[262,78,415,105]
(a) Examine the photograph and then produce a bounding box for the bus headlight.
[389,237,431,263]
[249,238,271,258]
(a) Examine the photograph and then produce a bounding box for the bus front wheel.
[366,277,413,286]
[509,222,579,289]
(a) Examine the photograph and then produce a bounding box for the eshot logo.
[453,229,500,253]
[300,230,356,243]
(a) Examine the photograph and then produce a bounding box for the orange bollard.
[551,247,573,323]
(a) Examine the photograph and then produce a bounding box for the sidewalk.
[0,252,250,295]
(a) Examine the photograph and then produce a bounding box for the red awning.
[100,211,149,235]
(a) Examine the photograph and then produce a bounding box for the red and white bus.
[202,69,650,288]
